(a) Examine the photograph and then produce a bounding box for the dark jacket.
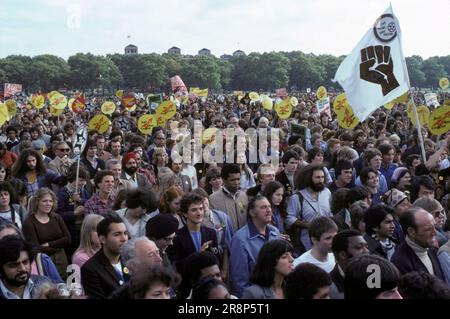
[81,249,131,299]
[275,171,294,197]
[80,158,105,179]
[167,225,218,275]
[391,241,445,281]
[363,233,397,260]
[332,209,351,232]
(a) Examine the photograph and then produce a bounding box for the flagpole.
[409,90,427,164]
[74,156,81,194]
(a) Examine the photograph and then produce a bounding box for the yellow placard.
[31,94,45,109]
[190,88,209,97]
[261,97,273,110]
[101,101,116,115]
[138,114,156,135]
[155,114,165,127]
[88,115,110,134]
[202,128,218,145]
[4,99,17,117]
[384,101,395,110]
[408,104,430,127]
[115,90,123,98]
[337,104,359,129]
[122,94,136,109]
[316,86,327,101]
[156,101,177,120]
[49,92,67,110]
[428,105,450,135]
[333,93,348,115]
[275,99,293,119]
[439,77,449,90]
[393,91,409,104]
[47,91,59,99]
[0,103,9,126]
[290,97,299,107]
[249,92,259,101]
[68,98,75,109]
[50,105,64,116]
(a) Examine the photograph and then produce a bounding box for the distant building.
[168,46,181,55]
[198,48,211,56]
[233,50,245,57]
[220,54,232,61]
[125,44,138,55]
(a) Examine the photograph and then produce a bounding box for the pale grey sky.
[0,0,448,59]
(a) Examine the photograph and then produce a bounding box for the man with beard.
[329,230,369,299]
[81,213,130,299]
[120,152,150,189]
[0,236,51,299]
[11,148,63,197]
[286,164,332,253]
[169,158,192,194]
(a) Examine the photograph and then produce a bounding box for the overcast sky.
[1,0,448,60]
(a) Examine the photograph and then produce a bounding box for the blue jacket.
[37,253,64,284]
[230,220,280,298]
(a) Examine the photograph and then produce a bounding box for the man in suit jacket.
[48,141,74,176]
[120,152,150,189]
[167,193,218,277]
[391,207,445,281]
[81,213,130,299]
[275,150,300,197]
[169,158,192,193]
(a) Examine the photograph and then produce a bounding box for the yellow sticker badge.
[138,114,156,135]
[156,101,177,120]
[275,99,292,119]
[333,93,348,115]
[316,86,327,101]
[88,114,111,134]
[31,94,45,109]
[337,104,359,129]
[101,101,116,115]
[428,105,450,135]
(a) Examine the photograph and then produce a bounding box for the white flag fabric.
[333,5,410,122]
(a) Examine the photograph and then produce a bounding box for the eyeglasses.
[58,148,70,152]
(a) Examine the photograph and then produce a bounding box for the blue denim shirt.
[380,163,398,187]
[230,220,280,298]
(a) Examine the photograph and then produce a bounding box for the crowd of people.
[0,90,449,300]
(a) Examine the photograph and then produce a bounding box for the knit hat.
[383,188,408,208]
[390,167,409,184]
[145,213,179,240]
[122,152,137,167]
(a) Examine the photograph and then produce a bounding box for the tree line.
[0,51,448,93]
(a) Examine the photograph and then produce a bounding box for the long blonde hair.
[29,188,57,216]
[75,214,104,257]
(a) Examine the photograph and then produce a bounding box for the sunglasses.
[58,148,70,152]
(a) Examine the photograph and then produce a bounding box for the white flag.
[333,5,410,122]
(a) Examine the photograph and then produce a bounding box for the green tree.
[230,53,261,90]
[256,52,290,90]
[0,55,33,87]
[28,54,70,91]
[405,56,426,88]
[288,52,326,90]
[422,57,447,88]
[181,55,221,90]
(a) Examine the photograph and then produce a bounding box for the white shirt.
[124,172,138,188]
[293,249,336,273]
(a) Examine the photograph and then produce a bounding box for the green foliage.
[0,51,449,92]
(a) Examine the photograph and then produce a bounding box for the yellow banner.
[156,101,177,120]
[88,115,111,134]
[428,105,450,135]
[189,88,209,97]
